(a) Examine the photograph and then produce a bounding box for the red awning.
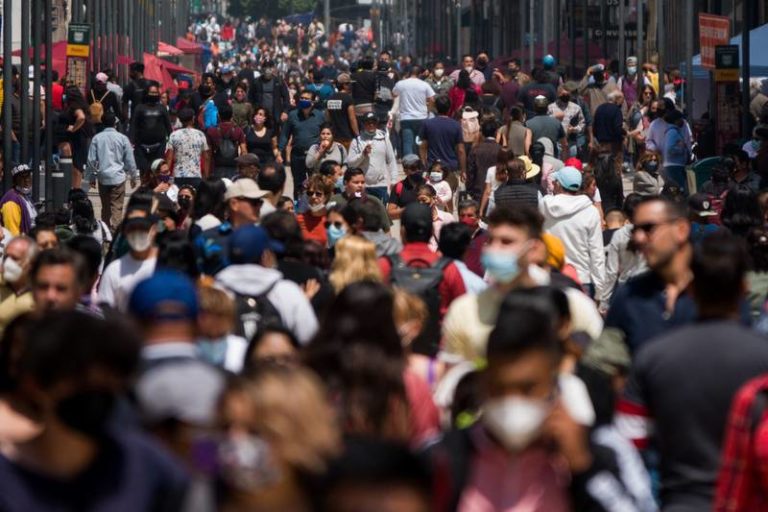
[11,41,68,77]
[143,53,200,95]
[157,41,183,56]
[175,37,203,55]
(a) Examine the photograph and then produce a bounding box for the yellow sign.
[714,68,739,82]
[66,44,90,58]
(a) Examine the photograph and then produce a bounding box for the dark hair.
[156,230,199,278]
[457,70,472,90]
[486,206,543,239]
[17,311,140,389]
[101,111,117,127]
[218,103,233,121]
[193,178,227,221]
[481,120,497,138]
[178,107,196,124]
[244,325,300,366]
[359,56,375,70]
[31,211,56,230]
[252,106,275,130]
[434,95,451,115]
[276,196,293,211]
[29,247,87,293]
[622,192,644,221]
[349,199,382,232]
[692,232,748,311]
[343,168,365,183]
[635,194,687,220]
[437,222,472,260]
[509,105,525,122]
[261,211,305,259]
[129,62,145,73]
[458,199,480,215]
[721,185,763,238]
[257,163,287,193]
[319,160,341,177]
[71,195,98,235]
[65,235,102,289]
[747,228,768,272]
[487,288,562,362]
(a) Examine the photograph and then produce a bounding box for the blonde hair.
[197,280,235,318]
[224,365,341,474]
[329,235,382,292]
[392,288,428,327]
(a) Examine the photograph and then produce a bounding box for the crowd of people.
[3,10,768,512]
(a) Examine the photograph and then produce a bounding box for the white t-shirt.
[393,78,435,121]
[485,166,505,214]
[429,179,453,209]
[431,209,455,252]
[98,254,157,311]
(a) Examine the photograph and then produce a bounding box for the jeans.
[400,119,423,158]
[366,186,389,204]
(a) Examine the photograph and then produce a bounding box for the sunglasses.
[306,190,325,198]
[325,221,344,229]
[632,220,674,236]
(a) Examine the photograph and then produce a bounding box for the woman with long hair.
[62,86,92,188]
[192,178,228,231]
[628,84,657,164]
[498,105,531,156]
[305,124,347,172]
[722,185,764,238]
[633,150,664,196]
[245,106,282,165]
[216,365,341,511]
[328,235,381,293]
[448,69,481,117]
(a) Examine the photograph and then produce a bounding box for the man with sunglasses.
[605,195,694,353]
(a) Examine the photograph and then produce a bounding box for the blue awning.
[690,22,768,78]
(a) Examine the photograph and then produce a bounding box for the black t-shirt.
[326,92,355,139]
[518,81,557,116]
[622,321,768,511]
[130,104,172,145]
[0,429,189,512]
[389,177,420,208]
[351,70,376,105]
[122,78,151,116]
[245,126,275,164]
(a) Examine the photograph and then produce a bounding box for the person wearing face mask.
[633,151,664,196]
[615,56,644,110]
[0,312,190,512]
[428,290,638,512]
[128,83,172,173]
[0,236,36,334]
[449,54,486,87]
[231,83,254,129]
[0,165,37,236]
[296,175,333,245]
[98,207,158,311]
[195,281,248,372]
[427,161,453,212]
[415,184,454,252]
[250,60,291,125]
[279,90,326,198]
[348,112,399,203]
[426,62,452,97]
[548,86,584,158]
[325,73,359,150]
[388,154,426,220]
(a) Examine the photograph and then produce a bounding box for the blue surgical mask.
[644,161,659,173]
[298,99,313,109]
[327,225,346,247]
[334,176,344,190]
[197,338,228,367]
[481,247,523,284]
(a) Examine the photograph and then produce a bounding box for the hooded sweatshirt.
[216,264,318,344]
[540,194,605,294]
[347,129,399,188]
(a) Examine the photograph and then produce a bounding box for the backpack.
[460,108,480,144]
[214,125,238,167]
[233,283,284,341]
[89,90,109,123]
[388,254,450,357]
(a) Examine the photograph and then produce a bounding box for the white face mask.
[434,68,444,78]
[627,66,637,75]
[429,172,443,183]
[309,202,326,213]
[465,66,474,74]
[482,396,550,451]
[126,230,153,252]
[3,257,23,284]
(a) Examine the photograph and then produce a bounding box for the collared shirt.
[86,128,138,185]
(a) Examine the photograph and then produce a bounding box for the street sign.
[66,23,91,95]
[715,44,739,69]
[67,23,91,46]
[699,13,730,69]
[714,69,740,81]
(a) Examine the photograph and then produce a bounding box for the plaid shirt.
[714,374,768,512]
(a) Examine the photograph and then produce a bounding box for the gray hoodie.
[362,230,403,257]
[216,264,318,345]
[540,194,605,295]
[347,129,399,188]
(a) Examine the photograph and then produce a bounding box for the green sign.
[67,23,91,45]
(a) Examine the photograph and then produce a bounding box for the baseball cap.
[129,270,199,321]
[564,157,584,171]
[401,203,433,240]
[401,154,422,168]
[224,178,269,201]
[336,72,352,84]
[234,153,260,166]
[533,95,549,109]
[229,225,284,264]
[363,112,377,123]
[11,164,31,177]
[688,193,718,217]
[517,155,541,180]
[553,166,583,191]
[95,72,109,84]
[626,56,638,66]
[220,65,233,74]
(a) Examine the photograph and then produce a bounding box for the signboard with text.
[699,13,730,69]
[66,23,91,95]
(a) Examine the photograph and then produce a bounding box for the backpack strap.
[395,181,404,197]
[99,90,110,103]
[433,256,452,271]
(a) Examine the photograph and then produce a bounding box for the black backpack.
[388,254,450,357]
[215,126,239,167]
[233,283,284,341]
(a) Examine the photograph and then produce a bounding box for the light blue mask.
[335,176,344,190]
[481,248,522,284]
[197,338,228,367]
[327,225,346,247]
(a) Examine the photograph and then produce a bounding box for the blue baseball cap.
[229,225,284,265]
[543,54,556,69]
[553,166,583,192]
[129,270,199,321]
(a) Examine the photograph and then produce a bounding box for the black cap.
[687,193,718,217]
[401,203,433,241]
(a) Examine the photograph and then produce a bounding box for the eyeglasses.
[632,220,675,236]
[307,190,325,198]
[325,221,344,229]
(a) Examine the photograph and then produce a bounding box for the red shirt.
[51,83,64,111]
[297,213,327,246]
[378,242,467,318]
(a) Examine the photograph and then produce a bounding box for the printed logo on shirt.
[327,99,343,111]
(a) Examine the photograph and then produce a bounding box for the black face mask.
[257,173,284,194]
[408,171,424,184]
[177,196,192,209]
[145,94,160,104]
[56,390,115,437]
